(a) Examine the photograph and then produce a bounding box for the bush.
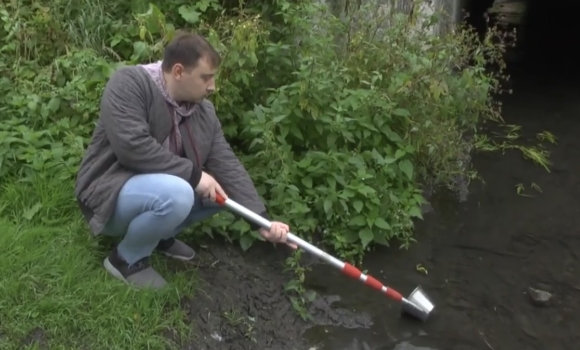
[0,0,527,266]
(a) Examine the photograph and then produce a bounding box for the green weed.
[0,177,198,349]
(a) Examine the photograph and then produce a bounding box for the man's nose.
[207,78,216,92]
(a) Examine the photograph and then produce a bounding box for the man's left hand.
[259,222,298,250]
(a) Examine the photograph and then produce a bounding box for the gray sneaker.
[156,238,195,261]
[103,248,167,289]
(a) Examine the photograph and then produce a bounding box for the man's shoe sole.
[103,257,130,284]
[160,251,195,261]
[103,257,167,289]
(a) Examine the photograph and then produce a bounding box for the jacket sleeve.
[202,102,270,231]
[100,68,202,186]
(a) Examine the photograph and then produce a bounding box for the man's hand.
[259,222,298,250]
[195,171,227,202]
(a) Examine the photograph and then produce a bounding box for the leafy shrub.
[0,0,519,265]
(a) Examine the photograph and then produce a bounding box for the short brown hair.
[161,31,221,72]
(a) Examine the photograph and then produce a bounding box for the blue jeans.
[100,173,222,265]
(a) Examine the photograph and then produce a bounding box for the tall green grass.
[0,176,199,349]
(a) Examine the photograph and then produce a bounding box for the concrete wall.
[319,0,464,56]
[351,0,462,36]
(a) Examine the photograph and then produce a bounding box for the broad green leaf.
[272,114,287,123]
[132,41,148,59]
[197,0,212,12]
[296,157,312,168]
[349,215,366,227]
[47,97,61,113]
[373,233,390,246]
[323,199,332,214]
[327,176,336,190]
[301,177,313,188]
[290,125,303,140]
[239,234,254,251]
[413,193,426,204]
[358,185,376,196]
[399,160,414,180]
[178,5,200,24]
[344,230,359,243]
[374,217,391,230]
[359,229,374,248]
[395,149,406,159]
[393,108,410,117]
[409,206,423,219]
[353,200,364,213]
[284,279,300,292]
[380,125,403,142]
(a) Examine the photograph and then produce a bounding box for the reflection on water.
[393,341,437,350]
[303,321,436,350]
[307,294,374,329]
[304,335,436,350]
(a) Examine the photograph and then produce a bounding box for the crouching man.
[75,31,293,289]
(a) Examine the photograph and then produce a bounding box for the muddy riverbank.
[175,242,307,350]
[168,237,375,350]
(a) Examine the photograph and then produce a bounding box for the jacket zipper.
[185,126,203,207]
[170,121,178,155]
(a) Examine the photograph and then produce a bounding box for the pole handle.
[214,193,345,268]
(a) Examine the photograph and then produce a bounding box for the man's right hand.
[195,171,227,202]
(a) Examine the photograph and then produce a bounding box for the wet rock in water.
[420,201,434,214]
[515,314,539,338]
[527,287,553,306]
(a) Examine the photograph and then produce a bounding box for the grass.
[0,176,200,349]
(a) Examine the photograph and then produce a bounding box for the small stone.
[528,287,553,306]
[420,202,434,214]
[515,314,539,338]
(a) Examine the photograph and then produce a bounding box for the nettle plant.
[206,2,510,263]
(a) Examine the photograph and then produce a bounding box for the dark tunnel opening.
[463,0,580,81]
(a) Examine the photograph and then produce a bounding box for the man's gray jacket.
[74,66,268,235]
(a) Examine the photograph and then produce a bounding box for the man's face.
[169,58,217,103]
